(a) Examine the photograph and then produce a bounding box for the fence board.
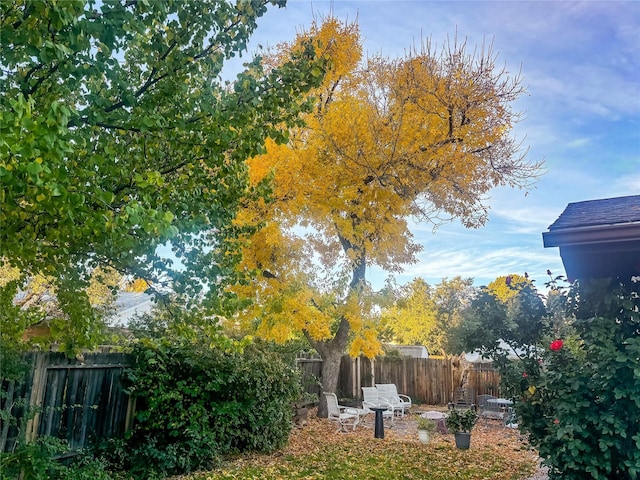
[1,352,134,454]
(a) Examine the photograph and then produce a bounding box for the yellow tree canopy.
[380,278,437,347]
[380,276,474,355]
[230,16,542,382]
[488,274,532,302]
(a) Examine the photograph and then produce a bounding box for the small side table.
[370,406,389,439]
[422,411,448,434]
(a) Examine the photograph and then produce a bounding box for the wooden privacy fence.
[465,362,503,399]
[1,351,134,454]
[297,355,502,406]
[2,351,500,453]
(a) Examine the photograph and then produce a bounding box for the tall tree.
[380,278,437,348]
[487,273,531,302]
[379,276,474,355]
[452,275,547,360]
[232,16,543,415]
[431,276,475,354]
[1,0,326,350]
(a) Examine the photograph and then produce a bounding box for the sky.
[224,0,640,291]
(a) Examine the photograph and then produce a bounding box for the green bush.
[0,437,66,480]
[517,278,640,480]
[120,336,302,478]
[0,411,122,480]
[56,454,120,480]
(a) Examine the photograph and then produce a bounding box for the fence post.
[356,356,361,400]
[125,395,137,433]
[370,357,375,387]
[350,357,356,399]
[24,353,48,442]
[0,380,15,451]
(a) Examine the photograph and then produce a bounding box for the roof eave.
[542,222,640,248]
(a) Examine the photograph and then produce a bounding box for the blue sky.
[226,0,640,290]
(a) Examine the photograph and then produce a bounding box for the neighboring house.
[18,291,154,342]
[110,292,153,326]
[385,344,429,358]
[542,194,640,281]
[464,339,528,363]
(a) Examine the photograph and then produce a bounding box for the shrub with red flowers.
[456,273,639,479]
[516,277,640,480]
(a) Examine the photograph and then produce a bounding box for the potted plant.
[445,408,478,449]
[416,416,437,444]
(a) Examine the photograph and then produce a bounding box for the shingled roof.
[542,195,640,281]
[546,195,640,229]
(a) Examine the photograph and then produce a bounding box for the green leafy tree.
[452,274,546,361]
[432,276,475,354]
[1,0,326,352]
[451,275,547,406]
[455,272,640,479]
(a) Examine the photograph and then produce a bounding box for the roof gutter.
[542,222,640,248]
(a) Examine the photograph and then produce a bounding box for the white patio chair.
[375,383,412,417]
[361,386,394,425]
[323,392,360,433]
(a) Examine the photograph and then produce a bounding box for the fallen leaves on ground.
[180,408,538,480]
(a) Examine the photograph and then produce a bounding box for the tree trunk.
[307,316,351,418]
[309,244,367,418]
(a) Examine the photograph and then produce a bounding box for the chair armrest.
[398,394,411,404]
[362,401,375,411]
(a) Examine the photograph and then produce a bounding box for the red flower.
[550,339,563,351]
[553,419,559,424]
[522,372,528,378]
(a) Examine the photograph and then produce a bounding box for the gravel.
[524,460,549,480]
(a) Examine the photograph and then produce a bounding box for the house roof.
[110,292,153,326]
[542,195,640,280]
[546,195,640,229]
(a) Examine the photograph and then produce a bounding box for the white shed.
[386,344,430,359]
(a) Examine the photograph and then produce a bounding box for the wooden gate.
[1,351,134,454]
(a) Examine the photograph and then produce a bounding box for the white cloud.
[565,137,592,149]
[381,245,565,287]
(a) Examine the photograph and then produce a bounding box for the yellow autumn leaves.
[226,14,540,357]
